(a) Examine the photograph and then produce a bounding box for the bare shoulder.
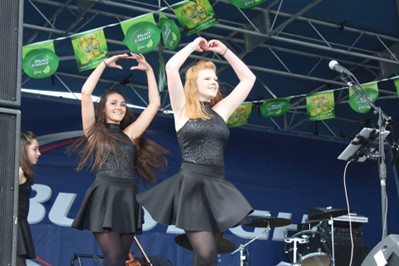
[18,167,26,184]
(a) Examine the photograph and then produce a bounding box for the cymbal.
[246,217,292,228]
[308,207,348,220]
[174,234,236,254]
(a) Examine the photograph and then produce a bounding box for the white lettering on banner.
[28,184,52,224]
[272,212,297,241]
[49,193,77,227]
[230,210,270,240]
[301,215,309,223]
[166,225,185,234]
[142,209,158,231]
[28,183,304,242]
[26,260,41,266]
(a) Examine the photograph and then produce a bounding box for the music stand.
[338,126,391,240]
[338,127,390,162]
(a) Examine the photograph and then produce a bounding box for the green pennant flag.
[172,0,218,36]
[22,41,59,79]
[393,77,399,96]
[159,12,181,51]
[121,13,161,54]
[227,102,252,127]
[71,28,108,72]
[227,0,266,9]
[348,82,379,113]
[306,91,335,121]
[158,45,166,92]
[260,98,291,118]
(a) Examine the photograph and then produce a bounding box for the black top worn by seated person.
[72,123,142,233]
[137,102,253,232]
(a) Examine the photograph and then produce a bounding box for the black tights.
[185,230,222,266]
[94,231,133,266]
[16,256,26,266]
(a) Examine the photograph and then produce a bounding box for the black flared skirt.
[17,217,36,259]
[72,174,142,233]
[137,162,253,232]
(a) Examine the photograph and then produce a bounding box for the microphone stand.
[342,73,391,239]
[231,227,271,266]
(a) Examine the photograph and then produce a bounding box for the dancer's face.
[27,139,40,165]
[196,69,219,102]
[105,93,126,123]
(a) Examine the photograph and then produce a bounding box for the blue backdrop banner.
[20,95,399,266]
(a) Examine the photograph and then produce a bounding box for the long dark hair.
[71,89,168,183]
[20,131,37,182]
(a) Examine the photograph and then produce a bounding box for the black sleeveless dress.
[137,103,253,232]
[17,180,36,259]
[72,124,142,233]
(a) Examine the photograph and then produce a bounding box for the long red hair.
[183,60,222,119]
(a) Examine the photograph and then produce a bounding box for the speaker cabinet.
[361,235,399,266]
[333,243,369,266]
[0,108,21,266]
[0,0,23,108]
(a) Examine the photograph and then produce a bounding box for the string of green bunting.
[22,0,270,78]
[22,0,223,78]
[227,76,399,127]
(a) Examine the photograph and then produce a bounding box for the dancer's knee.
[195,249,217,266]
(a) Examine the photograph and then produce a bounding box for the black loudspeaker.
[361,235,399,266]
[0,0,23,108]
[333,243,370,266]
[0,108,21,266]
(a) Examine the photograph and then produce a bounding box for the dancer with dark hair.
[18,131,41,266]
[71,53,167,266]
[137,37,256,266]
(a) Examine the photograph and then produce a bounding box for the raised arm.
[206,40,256,121]
[165,37,208,118]
[124,53,161,140]
[81,54,129,136]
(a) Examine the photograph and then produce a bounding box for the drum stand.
[327,216,336,266]
[231,227,271,266]
[284,236,309,265]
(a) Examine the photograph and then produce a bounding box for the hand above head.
[129,52,152,72]
[192,37,209,52]
[207,39,227,55]
[103,54,130,70]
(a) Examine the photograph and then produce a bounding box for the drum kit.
[278,207,348,266]
[174,207,348,266]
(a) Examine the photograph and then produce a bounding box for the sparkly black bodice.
[177,103,229,167]
[97,124,136,180]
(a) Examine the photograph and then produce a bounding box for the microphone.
[328,60,351,75]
